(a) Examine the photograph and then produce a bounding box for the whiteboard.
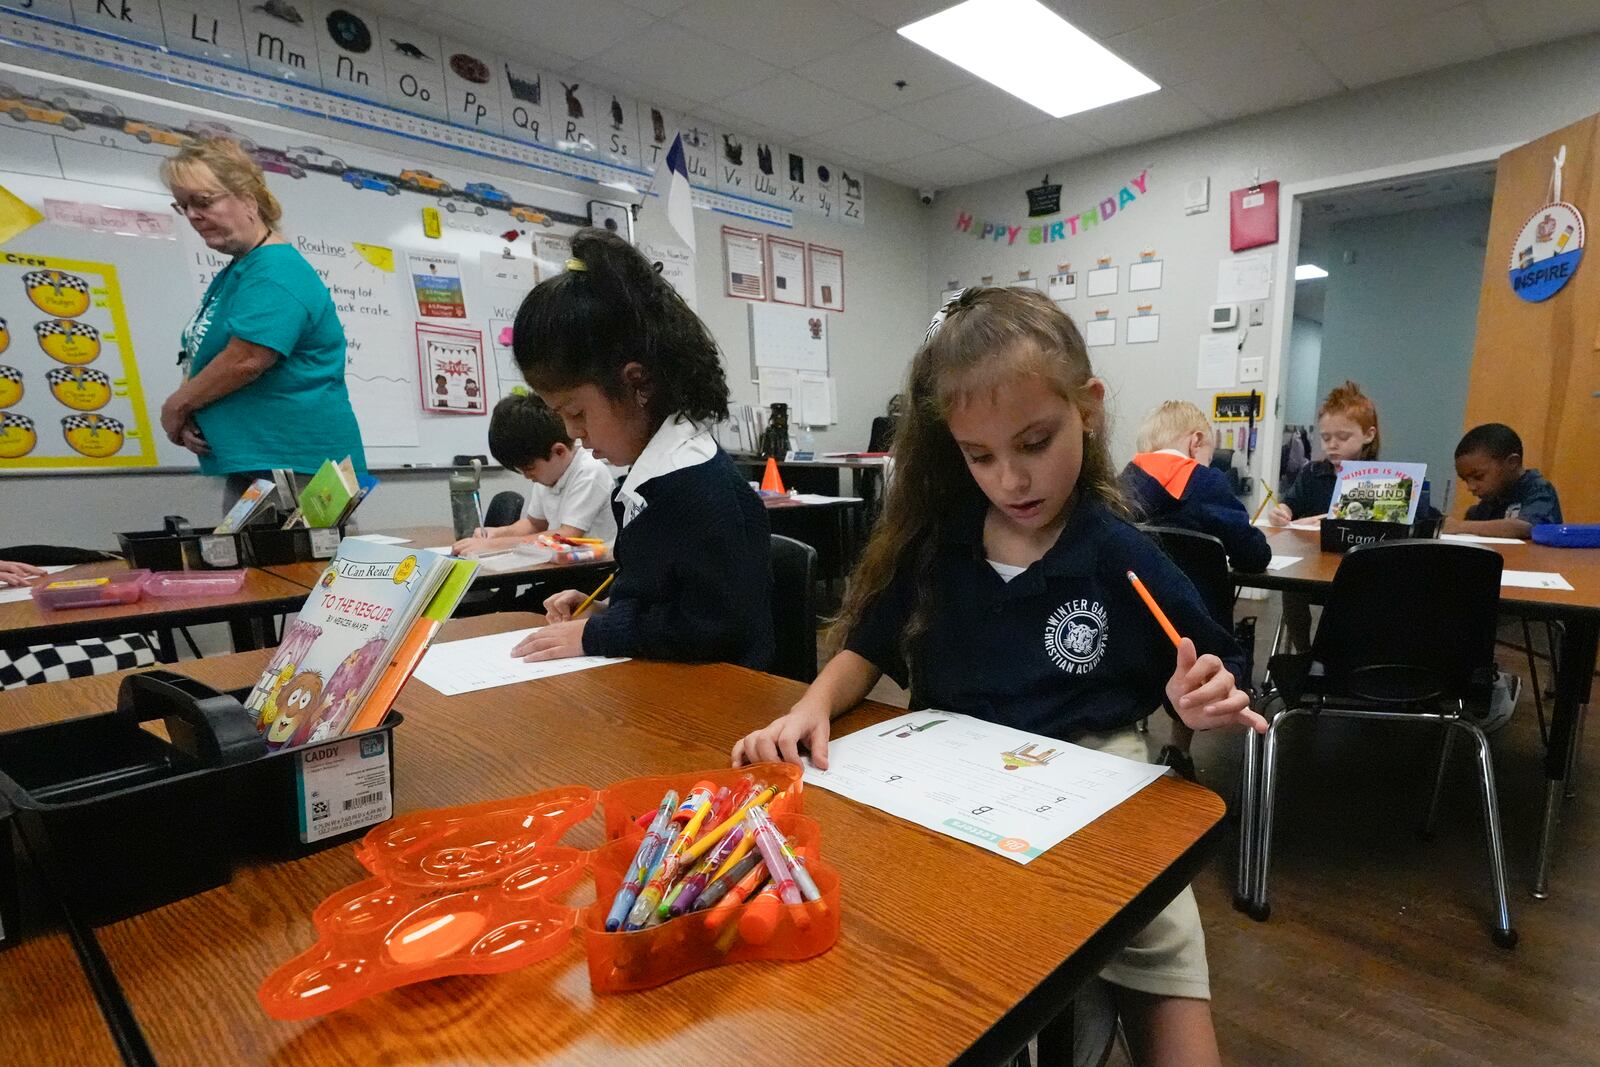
[0,62,601,472]
[748,303,828,374]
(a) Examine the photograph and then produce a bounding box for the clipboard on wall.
[1230,179,1279,251]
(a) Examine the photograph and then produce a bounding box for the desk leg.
[228,614,273,653]
[1533,617,1598,899]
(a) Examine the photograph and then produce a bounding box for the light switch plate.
[1247,300,1266,326]
[1239,356,1265,382]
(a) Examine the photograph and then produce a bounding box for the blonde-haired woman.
[159,137,365,506]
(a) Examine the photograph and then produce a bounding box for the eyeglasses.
[170,191,231,215]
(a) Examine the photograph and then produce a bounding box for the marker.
[749,807,821,903]
[744,809,802,907]
[680,785,776,866]
[624,784,714,930]
[667,826,745,917]
[1126,570,1182,649]
[604,789,677,932]
[691,849,764,913]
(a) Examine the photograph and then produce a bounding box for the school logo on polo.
[1045,598,1108,674]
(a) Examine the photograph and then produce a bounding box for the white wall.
[0,46,926,550]
[921,34,1600,476]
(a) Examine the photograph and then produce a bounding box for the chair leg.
[1249,708,1303,920]
[1235,724,1260,911]
[1424,721,1458,839]
[1565,700,1588,800]
[1522,615,1549,749]
[1462,721,1516,948]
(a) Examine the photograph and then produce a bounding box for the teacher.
[159,138,366,507]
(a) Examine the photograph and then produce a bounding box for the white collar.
[616,415,716,526]
[1154,448,1190,458]
[547,446,592,495]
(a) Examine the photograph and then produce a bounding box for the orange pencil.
[1126,570,1182,648]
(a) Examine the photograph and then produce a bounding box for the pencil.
[1251,486,1276,523]
[573,573,615,618]
[1126,570,1182,649]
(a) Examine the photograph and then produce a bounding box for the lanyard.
[179,230,272,366]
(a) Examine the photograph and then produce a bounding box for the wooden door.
[1464,114,1600,520]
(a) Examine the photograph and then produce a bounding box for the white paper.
[0,566,74,603]
[809,246,844,311]
[1440,533,1525,545]
[479,250,535,292]
[1084,318,1117,348]
[1196,335,1237,389]
[346,534,412,545]
[768,239,807,306]
[797,372,835,426]
[1217,252,1273,303]
[1267,555,1302,571]
[723,229,766,299]
[296,733,393,844]
[1086,266,1119,297]
[413,628,629,695]
[1126,314,1160,344]
[1047,271,1077,301]
[1502,570,1574,591]
[758,367,801,412]
[1008,277,1039,290]
[803,711,1167,864]
[642,242,697,312]
[750,303,828,372]
[792,494,863,504]
[1129,260,1163,291]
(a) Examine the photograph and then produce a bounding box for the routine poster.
[804,711,1166,864]
[0,252,157,468]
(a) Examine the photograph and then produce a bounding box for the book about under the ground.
[244,540,471,749]
[1327,461,1427,524]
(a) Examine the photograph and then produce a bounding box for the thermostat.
[1210,303,1238,330]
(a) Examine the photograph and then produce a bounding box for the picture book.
[244,540,454,750]
[299,457,358,528]
[214,477,278,534]
[1327,462,1427,524]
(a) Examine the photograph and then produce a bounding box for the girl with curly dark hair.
[507,228,773,670]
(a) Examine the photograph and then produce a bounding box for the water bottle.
[797,426,815,459]
[449,459,483,540]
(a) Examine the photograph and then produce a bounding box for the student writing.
[506,228,774,670]
[732,287,1263,1067]
[1447,422,1562,539]
[1269,380,1380,524]
[451,393,618,556]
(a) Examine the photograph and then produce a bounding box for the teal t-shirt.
[181,243,367,476]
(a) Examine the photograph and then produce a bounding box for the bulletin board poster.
[0,252,157,468]
[722,227,767,301]
[407,251,468,319]
[415,324,487,415]
[807,244,844,312]
[766,235,807,306]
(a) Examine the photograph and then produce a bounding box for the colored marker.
[691,849,764,913]
[704,858,770,935]
[624,786,714,930]
[622,822,682,930]
[667,826,746,917]
[680,785,776,866]
[604,789,677,932]
[749,806,820,903]
[744,809,802,906]
[1126,570,1182,648]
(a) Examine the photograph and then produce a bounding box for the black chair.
[867,416,896,454]
[483,491,526,529]
[1142,526,1232,624]
[768,535,818,684]
[1239,539,1515,946]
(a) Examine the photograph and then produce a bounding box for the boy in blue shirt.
[1448,423,1562,539]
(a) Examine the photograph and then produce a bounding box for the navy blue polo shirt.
[1465,468,1562,527]
[845,496,1246,740]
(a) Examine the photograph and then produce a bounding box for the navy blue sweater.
[581,449,775,671]
[1120,454,1272,573]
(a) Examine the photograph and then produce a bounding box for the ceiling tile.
[1068,90,1214,147]
[1477,0,1600,49]
[589,21,780,100]
[1045,0,1219,41]
[893,82,1053,142]
[619,0,692,13]
[719,73,878,138]
[792,29,974,108]
[807,111,953,164]
[1306,4,1499,88]
[1104,0,1306,87]
[892,144,1011,187]
[670,0,882,67]
[830,0,957,30]
[453,0,658,61]
[1265,0,1463,42]
[965,119,1110,172]
[1174,45,1343,120]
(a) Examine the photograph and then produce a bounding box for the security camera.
[918,187,939,206]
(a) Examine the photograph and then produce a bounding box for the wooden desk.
[1,929,125,1066]
[0,561,310,658]
[1238,527,1600,896]
[0,614,1224,1065]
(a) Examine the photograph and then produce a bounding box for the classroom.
[1,2,1598,1064]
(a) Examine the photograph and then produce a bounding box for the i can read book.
[245,540,453,749]
[1327,462,1427,524]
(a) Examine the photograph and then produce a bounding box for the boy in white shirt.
[453,394,618,554]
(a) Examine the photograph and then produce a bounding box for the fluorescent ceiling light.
[1295,264,1329,281]
[898,0,1159,119]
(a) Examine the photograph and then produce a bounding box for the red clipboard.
[1230,180,1279,251]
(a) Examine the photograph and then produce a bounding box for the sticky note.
[353,242,395,271]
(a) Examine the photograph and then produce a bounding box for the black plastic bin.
[1321,515,1442,554]
[244,524,348,566]
[117,524,250,570]
[0,671,399,931]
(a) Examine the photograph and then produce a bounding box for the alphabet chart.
[803,712,1167,864]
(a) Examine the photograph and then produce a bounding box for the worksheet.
[413,628,628,695]
[804,711,1167,864]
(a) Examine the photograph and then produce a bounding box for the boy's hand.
[1166,637,1267,733]
[510,620,587,662]
[452,534,488,555]
[0,560,46,587]
[732,701,833,769]
[543,588,588,622]
[1267,503,1294,526]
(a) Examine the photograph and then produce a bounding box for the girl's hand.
[1267,503,1294,527]
[1166,638,1267,733]
[510,619,587,662]
[542,588,588,622]
[452,534,488,556]
[0,560,46,587]
[732,701,833,769]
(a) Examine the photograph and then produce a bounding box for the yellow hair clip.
[565,258,587,272]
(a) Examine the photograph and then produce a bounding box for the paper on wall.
[1129,259,1163,291]
[1217,252,1273,303]
[797,372,835,426]
[1086,266,1119,297]
[758,367,800,412]
[1196,334,1237,389]
[1084,318,1116,347]
[1126,314,1160,344]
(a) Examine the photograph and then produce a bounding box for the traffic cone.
[760,456,786,494]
